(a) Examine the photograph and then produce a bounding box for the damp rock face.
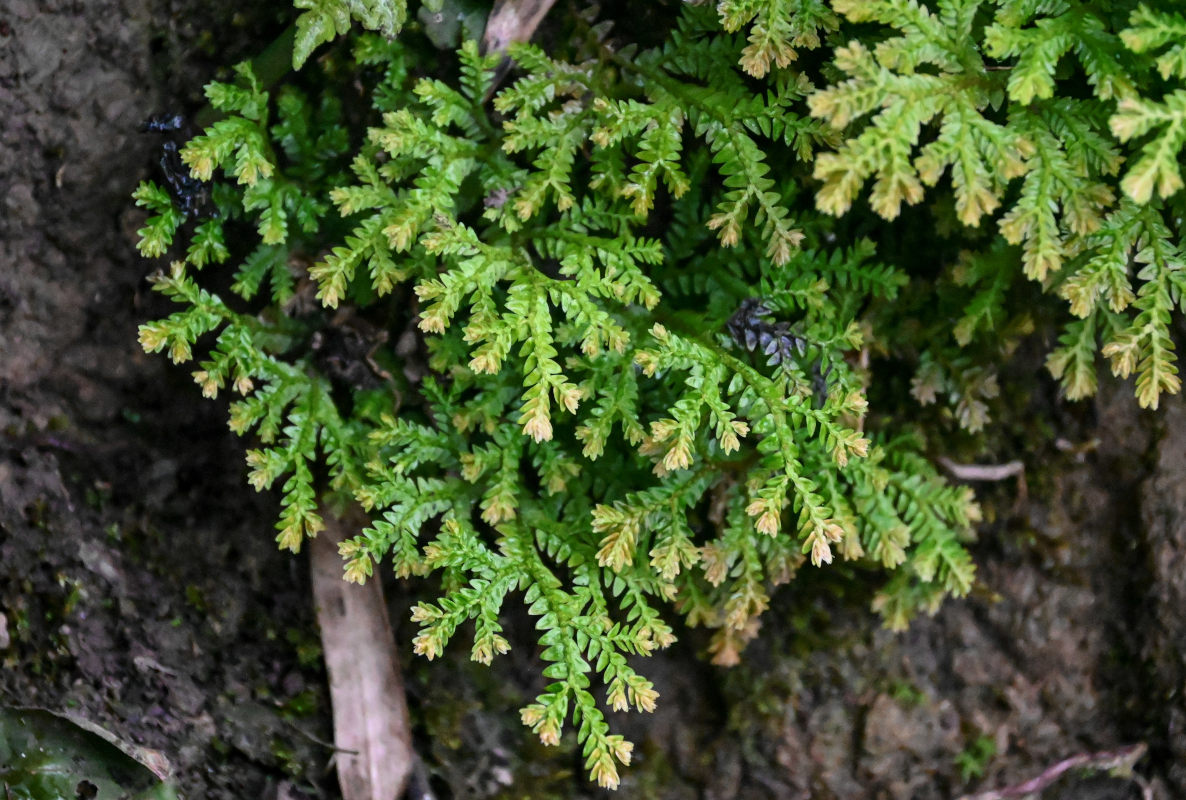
[0,2,330,798]
[1141,394,1186,789]
[0,0,152,405]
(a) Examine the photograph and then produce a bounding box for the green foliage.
[954,732,997,782]
[292,0,407,68]
[135,0,1186,788]
[808,0,1186,410]
[0,709,179,800]
[133,181,184,258]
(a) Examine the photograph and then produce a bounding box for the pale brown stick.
[310,510,414,800]
[937,456,1025,482]
[482,0,558,55]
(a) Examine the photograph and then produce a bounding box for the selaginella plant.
[134,0,1186,787]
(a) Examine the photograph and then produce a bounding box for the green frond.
[230,244,292,303]
[716,0,839,78]
[133,181,184,258]
[1111,91,1186,203]
[292,0,406,69]
[986,8,1135,104]
[809,30,1012,223]
[1121,5,1186,80]
[181,116,274,185]
[1047,317,1099,400]
[186,219,230,269]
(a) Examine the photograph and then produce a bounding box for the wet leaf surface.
[0,708,177,800]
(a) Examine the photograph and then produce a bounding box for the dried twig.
[959,743,1150,800]
[482,0,558,55]
[937,456,1025,482]
[311,508,414,800]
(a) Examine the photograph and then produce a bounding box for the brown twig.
[959,743,1150,800]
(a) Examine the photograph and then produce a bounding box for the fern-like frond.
[1120,4,1186,81]
[1111,91,1186,203]
[293,0,407,68]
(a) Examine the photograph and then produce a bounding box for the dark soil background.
[1,3,1184,799]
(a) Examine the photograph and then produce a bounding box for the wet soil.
[1,3,1184,799]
